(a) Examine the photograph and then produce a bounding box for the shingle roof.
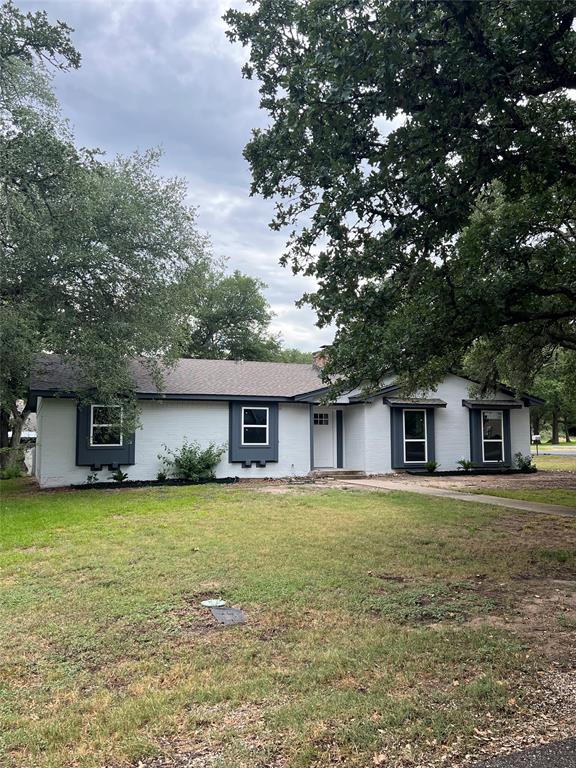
[30,354,324,399]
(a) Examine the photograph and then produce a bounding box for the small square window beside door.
[314,413,329,425]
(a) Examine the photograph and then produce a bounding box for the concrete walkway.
[336,478,576,516]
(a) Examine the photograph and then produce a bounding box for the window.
[403,409,427,463]
[482,410,504,462]
[313,412,329,426]
[241,407,269,445]
[90,405,123,447]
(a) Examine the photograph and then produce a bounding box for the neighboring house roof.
[30,354,324,400]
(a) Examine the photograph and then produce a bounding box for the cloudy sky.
[21,0,333,351]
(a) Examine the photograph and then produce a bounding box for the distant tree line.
[530,351,576,444]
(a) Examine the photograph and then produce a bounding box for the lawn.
[1,479,575,768]
[478,487,576,508]
[532,454,576,472]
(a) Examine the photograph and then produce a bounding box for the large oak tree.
[226,0,576,394]
[0,3,211,464]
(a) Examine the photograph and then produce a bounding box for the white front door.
[313,410,334,467]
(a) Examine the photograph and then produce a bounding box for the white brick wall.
[345,374,530,473]
[363,399,393,474]
[34,374,532,487]
[36,398,311,488]
[510,406,532,460]
[343,405,366,470]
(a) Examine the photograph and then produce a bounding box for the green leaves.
[226,0,576,392]
[0,4,211,431]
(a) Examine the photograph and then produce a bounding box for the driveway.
[536,449,576,456]
[473,737,576,767]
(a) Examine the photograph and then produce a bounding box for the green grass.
[478,487,576,508]
[1,478,575,768]
[532,454,576,472]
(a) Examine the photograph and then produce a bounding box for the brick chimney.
[312,346,329,370]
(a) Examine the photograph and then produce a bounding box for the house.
[28,355,540,488]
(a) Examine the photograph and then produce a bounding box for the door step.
[311,469,366,480]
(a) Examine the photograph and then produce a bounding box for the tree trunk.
[7,408,29,468]
[531,414,541,436]
[564,417,572,444]
[551,410,560,444]
[1,403,30,470]
[0,409,9,469]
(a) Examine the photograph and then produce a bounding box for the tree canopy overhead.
[225,0,576,393]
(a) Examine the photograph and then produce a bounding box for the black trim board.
[336,410,343,468]
[29,389,295,408]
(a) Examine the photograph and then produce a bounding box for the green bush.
[425,460,439,473]
[513,452,536,473]
[109,469,128,483]
[0,446,25,479]
[457,458,475,472]
[158,439,226,482]
[0,464,23,480]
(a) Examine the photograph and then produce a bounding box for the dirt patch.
[406,470,576,493]
[129,700,286,768]
[469,578,576,664]
[254,483,327,495]
[456,669,576,767]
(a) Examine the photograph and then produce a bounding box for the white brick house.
[29,356,539,488]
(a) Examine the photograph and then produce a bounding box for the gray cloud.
[21,0,333,350]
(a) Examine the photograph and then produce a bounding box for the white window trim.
[403,408,427,464]
[241,406,269,446]
[481,409,504,463]
[90,404,123,447]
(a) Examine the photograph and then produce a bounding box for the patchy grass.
[478,487,576,508]
[364,579,499,624]
[1,479,575,768]
[532,454,576,472]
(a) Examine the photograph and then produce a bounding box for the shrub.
[86,472,99,484]
[156,470,168,483]
[513,452,536,473]
[457,458,475,472]
[109,469,128,483]
[0,446,25,478]
[0,464,23,480]
[158,439,226,482]
[425,460,439,473]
